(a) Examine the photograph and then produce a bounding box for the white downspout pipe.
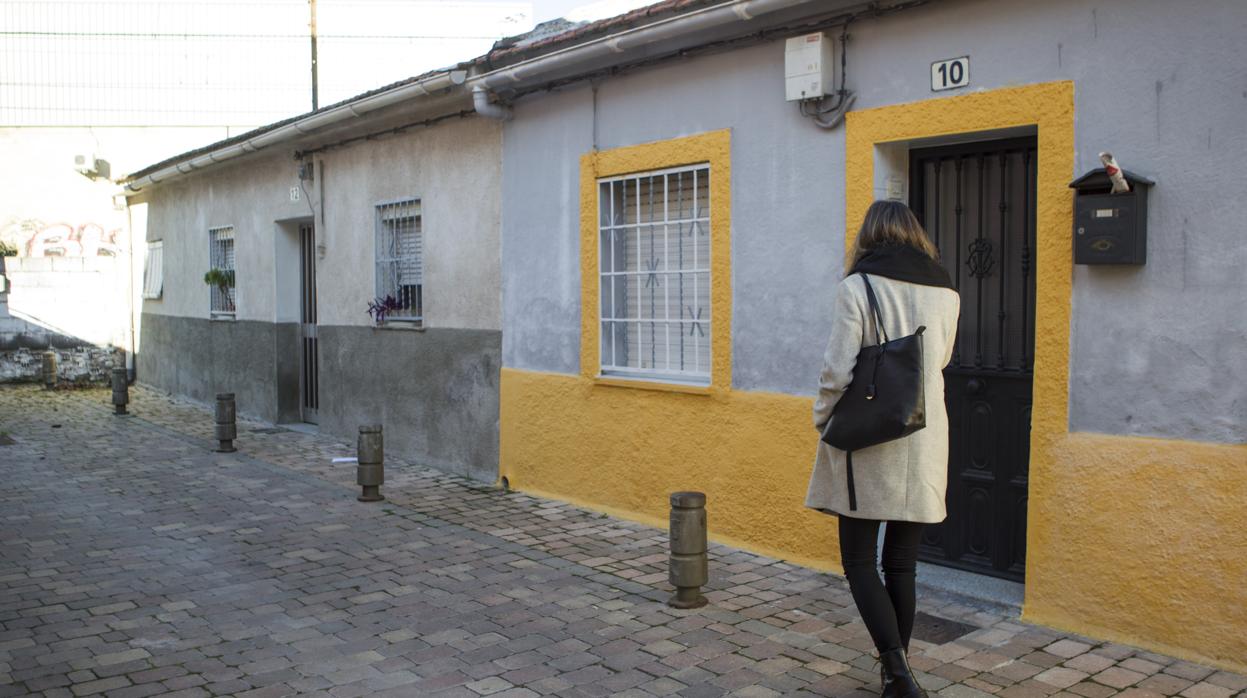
[472,85,513,121]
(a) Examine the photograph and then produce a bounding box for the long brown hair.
[846,200,939,273]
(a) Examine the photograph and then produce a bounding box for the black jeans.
[838,516,925,654]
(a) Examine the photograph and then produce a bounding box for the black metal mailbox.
[1069,168,1155,265]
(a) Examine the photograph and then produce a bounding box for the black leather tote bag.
[821,274,927,452]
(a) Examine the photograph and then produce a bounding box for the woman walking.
[806,201,960,698]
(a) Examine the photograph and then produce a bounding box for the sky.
[532,0,653,23]
[0,0,657,128]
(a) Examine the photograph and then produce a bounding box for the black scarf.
[849,244,955,289]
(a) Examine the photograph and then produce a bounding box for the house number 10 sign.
[931,56,970,91]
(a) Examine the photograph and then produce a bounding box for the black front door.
[299,222,319,425]
[909,137,1037,582]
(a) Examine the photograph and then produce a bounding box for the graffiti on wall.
[0,218,125,257]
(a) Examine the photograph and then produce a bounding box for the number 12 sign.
[931,56,970,91]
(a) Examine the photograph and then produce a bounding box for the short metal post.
[41,351,57,390]
[111,368,129,415]
[213,393,237,452]
[357,425,384,502]
[668,491,708,609]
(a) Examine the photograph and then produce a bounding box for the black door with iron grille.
[909,137,1036,582]
[299,222,319,425]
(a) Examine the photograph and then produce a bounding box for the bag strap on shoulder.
[859,274,888,345]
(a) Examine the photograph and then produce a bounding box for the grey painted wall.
[142,152,309,322]
[136,115,505,477]
[139,314,300,424]
[316,117,502,330]
[500,0,1247,444]
[318,326,500,482]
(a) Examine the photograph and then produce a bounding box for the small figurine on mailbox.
[1070,164,1154,265]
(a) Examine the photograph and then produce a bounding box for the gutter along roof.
[123,1,726,192]
[124,0,930,193]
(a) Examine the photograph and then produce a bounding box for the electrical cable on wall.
[798,25,855,130]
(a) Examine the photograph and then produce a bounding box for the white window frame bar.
[597,163,711,384]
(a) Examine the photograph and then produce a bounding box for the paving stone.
[70,676,130,696]
[1044,641,1094,660]
[1035,668,1091,690]
[1091,666,1147,689]
[1166,662,1218,682]
[1062,654,1116,675]
[1,385,1242,698]
[1179,683,1235,698]
[1067,681,1117,698]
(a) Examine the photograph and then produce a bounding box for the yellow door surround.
[846,80,1246,673]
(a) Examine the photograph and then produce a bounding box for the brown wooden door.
[909,137,1037,582]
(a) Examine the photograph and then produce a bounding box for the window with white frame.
[208,226,236,317]
[599,165,711,383]
[142,240,163,300]
[375,199,423,322]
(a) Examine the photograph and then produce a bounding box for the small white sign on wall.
[290,186,301,202]
[931,56,970,91]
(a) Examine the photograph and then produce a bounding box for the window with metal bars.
[599,165,711,383]
[375,200,423,322]
[208,226,235,317]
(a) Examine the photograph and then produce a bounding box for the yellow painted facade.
[505,128,843,569]
[501,83,1247,672]
[845,81,1246,672]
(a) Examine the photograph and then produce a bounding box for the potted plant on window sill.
[204,268,235,312]
[367,295,402,325]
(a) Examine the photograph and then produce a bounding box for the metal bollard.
[213,393,237,452]
[111,368,129,415]
[668,491,708,609]
[356,425,385,502]
[41,351,57,390]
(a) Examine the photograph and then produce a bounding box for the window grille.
[142,240,163,300]
[599,165,711,383]
[375,199,423,322]
[208,226,235,317]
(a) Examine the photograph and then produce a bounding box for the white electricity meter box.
[784,32,836,102]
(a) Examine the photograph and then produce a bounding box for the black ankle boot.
[879,648,927,698]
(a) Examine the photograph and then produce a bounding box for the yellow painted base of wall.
[1024,432,1247,673]
[503,368,1247,673]
[500,368,844,574]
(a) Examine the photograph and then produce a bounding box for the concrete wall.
[138,314,299,423]
[319,326,500,482]
[501,0,1247,445]
[316,117,502,330]
[137,115,503,481]
[141,152,309,322]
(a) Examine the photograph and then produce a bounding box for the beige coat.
[804,274,960,523]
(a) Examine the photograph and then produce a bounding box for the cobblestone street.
[1,385,1243,698]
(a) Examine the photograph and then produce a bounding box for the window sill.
[374,321,425,332]
[210,313,236,321]
[593,375,713,395]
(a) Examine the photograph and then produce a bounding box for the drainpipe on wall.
[123,194,137,382]
[472,85,513,121]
